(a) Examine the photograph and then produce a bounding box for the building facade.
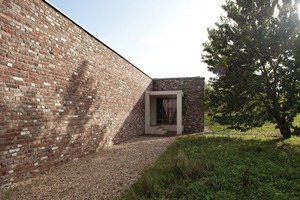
[0,0,204,187]
[145,78,204,135]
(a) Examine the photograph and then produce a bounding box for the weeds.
[119,135,300,200]
[240,167,251,195]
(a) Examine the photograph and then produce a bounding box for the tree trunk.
[276,117,292,139]
[279,126,292,139]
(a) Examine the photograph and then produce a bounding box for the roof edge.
[43,0,152,80]
[153,76,205,80]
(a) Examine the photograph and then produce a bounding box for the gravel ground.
[0,136,176,200]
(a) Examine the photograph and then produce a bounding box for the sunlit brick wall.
[0,0,152,187]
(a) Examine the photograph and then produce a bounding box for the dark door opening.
[156,98,177,125]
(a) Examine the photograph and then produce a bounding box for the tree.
[202,0,300,138]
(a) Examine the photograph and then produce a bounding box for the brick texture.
[0,0,152,187]
[153,77,205,133]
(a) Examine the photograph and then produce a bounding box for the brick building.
[0,0,204,187]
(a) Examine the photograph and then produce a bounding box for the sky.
[46,0,226,80]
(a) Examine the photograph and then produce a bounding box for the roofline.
[43,0,152,79]
[153,76,205,80]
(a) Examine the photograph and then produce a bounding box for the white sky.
[47,0,226,80]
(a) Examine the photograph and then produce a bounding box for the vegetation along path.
[0,136,176,200]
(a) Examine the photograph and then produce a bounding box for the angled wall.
[0,0,152,187]
[153,77,205,133]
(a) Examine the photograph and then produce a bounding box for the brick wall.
[153,77,205,133]
[0,0,152,187]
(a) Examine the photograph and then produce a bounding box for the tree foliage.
[202,0,300,138]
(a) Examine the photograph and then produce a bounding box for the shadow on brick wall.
[1,60,151,187]
[54,60,151,159]
[54,60,108,163]
[1,88,47,185]
[112,83,152,144]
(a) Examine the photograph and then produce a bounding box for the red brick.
[1,0,152,187]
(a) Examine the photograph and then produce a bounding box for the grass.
[205,113,300,134]
[119,135,300,200]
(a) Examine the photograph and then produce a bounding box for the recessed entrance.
[145,90,183,135]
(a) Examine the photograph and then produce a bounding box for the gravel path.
[0,136,176,200]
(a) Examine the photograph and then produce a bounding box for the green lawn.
[205,113,300,134]
[119,135,300,200]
